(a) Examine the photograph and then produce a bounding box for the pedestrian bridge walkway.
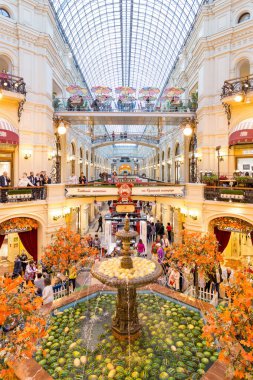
[55,108,196,126]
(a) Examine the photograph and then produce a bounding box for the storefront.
[0,118,19,183]
[229,118,253,176]
[210,217,253,267]
[0,217,38,266]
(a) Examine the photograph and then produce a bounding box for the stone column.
[80,204,89,234]
[173,209,183,244]
[140,220,147,250]
[104,220,112,247]
[161,203,173,227]
[89,203,95,223]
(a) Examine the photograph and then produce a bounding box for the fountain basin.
[35,290,219,380]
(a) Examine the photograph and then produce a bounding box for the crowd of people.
[5,249,83,306]
[0,171,52,188]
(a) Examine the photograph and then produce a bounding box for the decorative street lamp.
[55,120,67,183]
[182,117,198,183]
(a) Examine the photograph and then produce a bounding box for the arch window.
[189,136,197,183]
[0,8,10,18]
[167,147,171,182]
[237,59,250,78]
[175,143,181,184]
[79,147,84,174]
[238,12,250,24]
[0,55,12,73]
[71,142,76,175]
[175,143,180,157]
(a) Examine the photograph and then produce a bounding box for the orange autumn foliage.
[42,227,98,273]
[0,218,38,232]
[0,277,46,379]
[203,272,253,379]
[165,230,223,272]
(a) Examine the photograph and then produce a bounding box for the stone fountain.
[91,216,162,341]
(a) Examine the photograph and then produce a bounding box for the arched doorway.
[167,147,171,182]
[210,216,253,267]
[161,151,165,181]
[119,164,132,175]
[237,59,250,78]
[0,217,39,271]
[0,54,13,73]
[0,118,19,184]
[175,143,181,184]
[71,142,76,175]
[79,147,84,175]
[189,135,197,183]
[86,150,89,178]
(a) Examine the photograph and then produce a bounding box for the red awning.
[0,118,19,145]
[229,118,253,146]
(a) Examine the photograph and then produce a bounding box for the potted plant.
[220,188,244,200]
[235,176,252,187]
[202,174,218,186]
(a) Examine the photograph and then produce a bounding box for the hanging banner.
[66,186,184,197]
[132,186,184,197]
[66,187,118,197]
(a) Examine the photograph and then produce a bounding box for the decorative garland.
[0,217,38,234]
[212,217,253,233]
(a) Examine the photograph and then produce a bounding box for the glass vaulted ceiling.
[51,0,205,92]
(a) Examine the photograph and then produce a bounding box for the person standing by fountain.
[69,263,77,290]
[136,239,146,257]
[157,244,165,264]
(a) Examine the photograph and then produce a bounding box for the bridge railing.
[92,133,160,144]
[53,98,197,113]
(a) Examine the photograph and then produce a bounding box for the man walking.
[96,213,103,232]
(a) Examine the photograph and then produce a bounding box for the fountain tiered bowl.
[91,256,162,288]
[91,217,163,341]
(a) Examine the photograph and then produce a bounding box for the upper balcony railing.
[204,186,253,204]
[0,72,26,95]
[53,97,197,113]
[221,74,253,100]
[92,133,160,145]
[0,186,46,203]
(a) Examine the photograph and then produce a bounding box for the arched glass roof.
[51,0,206,92]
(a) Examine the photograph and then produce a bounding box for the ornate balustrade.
[0,186,47,203]
[204,186,253,203]
[221,74,253,99]
[0,73,26,95]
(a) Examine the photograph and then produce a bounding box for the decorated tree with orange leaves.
[0,276,46,379]
[42,227,98,274]
[203,271,253,379]
[165,230,222,296]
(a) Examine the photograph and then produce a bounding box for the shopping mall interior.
[0,1,253,380]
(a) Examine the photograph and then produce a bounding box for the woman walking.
[136,239,146,257]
